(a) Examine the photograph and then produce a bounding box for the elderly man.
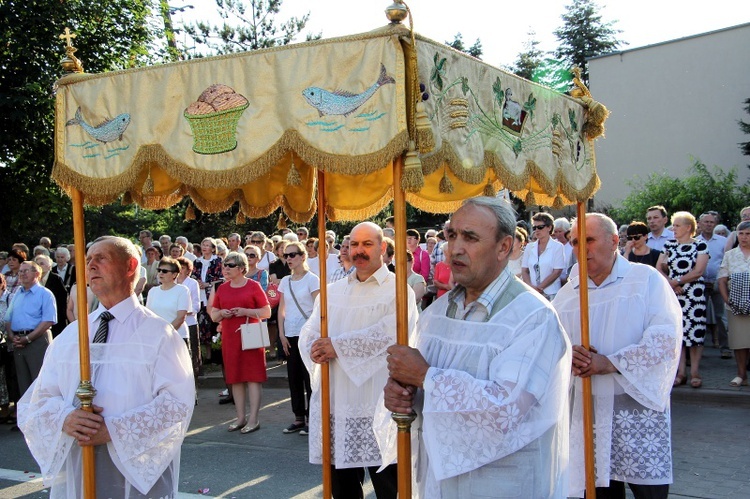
[553,214,682,498]
[138,230,153,264]
[175,236,196,262]
[300,222,418,499]
[382,197,571,498]
[227,232,242,253]
[5,261,57,395]
[18,236,194,498]
[646,205,674,251]
[296,227,309,242]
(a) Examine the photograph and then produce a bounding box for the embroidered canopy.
[52,24,605,220]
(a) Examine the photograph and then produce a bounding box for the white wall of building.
[588,23,750,209]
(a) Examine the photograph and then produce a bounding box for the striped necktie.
[93,311,114,343]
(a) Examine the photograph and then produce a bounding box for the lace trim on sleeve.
[107,391,191,494]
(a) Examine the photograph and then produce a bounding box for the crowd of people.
[1,199,749,498]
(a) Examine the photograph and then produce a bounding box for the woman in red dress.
[210,251,271,433]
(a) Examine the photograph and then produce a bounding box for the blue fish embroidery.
[66,107,131,143]
[302,64,395,117]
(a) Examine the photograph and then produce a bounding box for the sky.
[176,0,750,68]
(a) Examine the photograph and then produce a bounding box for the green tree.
[0,0,158,249]
[510,30,543,80]
[553,0,625,85]
[183,0,315,56]
[739,98,750,167]
[609,160,750,228]
[445,32,483,60]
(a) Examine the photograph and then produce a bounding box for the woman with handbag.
[718,220,750,387]
[278,242,319,434]
[210,252,271,434]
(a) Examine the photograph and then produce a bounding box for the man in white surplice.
[380,197,572,498]
[300,222,418,499]
[18,236,195,498]
[553,214,682,499]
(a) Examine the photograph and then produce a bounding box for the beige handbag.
[239,314,270,350]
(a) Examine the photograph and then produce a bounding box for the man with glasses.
[296,227,309,242]
[301,222,418,499]
[5,261,56,395]
[553,214,681,499]
[697,211,730,357]
[645,205,674,251]
[19,236,194,498]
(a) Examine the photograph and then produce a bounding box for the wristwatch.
[676,276,682,285]
[26,335,32,344]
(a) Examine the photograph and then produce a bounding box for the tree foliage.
[739,98,750,167]
[0,0,156,249]
[183,0,314,56]
[609,160,750,229]
[553,0,625,85]
[509,31,543,80]
[445,33,483,60]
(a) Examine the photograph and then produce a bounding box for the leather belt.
[14,330,34,335]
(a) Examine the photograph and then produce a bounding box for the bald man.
[300,222,418,499]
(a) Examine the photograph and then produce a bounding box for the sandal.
[729,376,748,387]
[690,376,702,388]
[673,375,686,387]
[228,420,247,432]
[240,422,260,434]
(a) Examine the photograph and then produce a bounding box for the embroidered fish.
[65,107,131,143]
[302,63,395,117]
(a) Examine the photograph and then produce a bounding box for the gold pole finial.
[385,1,408,23]
[60,27,84,74]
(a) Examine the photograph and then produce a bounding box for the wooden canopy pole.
[576,201,596,498]
[316,170,332,499]
[392,157,416,497]
[71,188,96,498]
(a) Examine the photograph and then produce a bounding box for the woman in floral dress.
[657,211,709,388]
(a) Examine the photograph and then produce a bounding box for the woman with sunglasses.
[244,245,268,292]
[521,213,566,300]
[192,237,224,356]
[211,251,271,433]
[624,221,661,267]
[146,257,191,346]
[278,242,319,434]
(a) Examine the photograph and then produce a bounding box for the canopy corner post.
[316,171,332,499]
[576,201,596,498]
[71,188,96,498]
[392,156,415,497]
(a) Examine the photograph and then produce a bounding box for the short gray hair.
[223,251,248,270]
[578,213,618,235]
[461,196,517,241]
[737,221,750,232]
[554,218,571,232]
[56,246,71,260]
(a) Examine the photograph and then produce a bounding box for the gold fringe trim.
[327,187,394,222]
[401,142,424,193]
[277,212,288,229]
[185,204,196,221]
[236,211,246,224]
[51,129,409,204]
[552,195,565,210]
[121,192,133,205]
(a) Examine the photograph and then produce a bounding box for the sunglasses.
[626,235,643,241]
[157,268,175,274]
[224,262,240,268]
[250,240,263,244]
[284,252,304,259]
[245,253,258,258]
[532,225,548,231]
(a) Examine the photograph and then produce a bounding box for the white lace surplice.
[553,256,682,497]
[375,282,572,498]
[299,266,417,468]
[18,296,195,498]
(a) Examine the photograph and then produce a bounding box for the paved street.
[0,347,748,498]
